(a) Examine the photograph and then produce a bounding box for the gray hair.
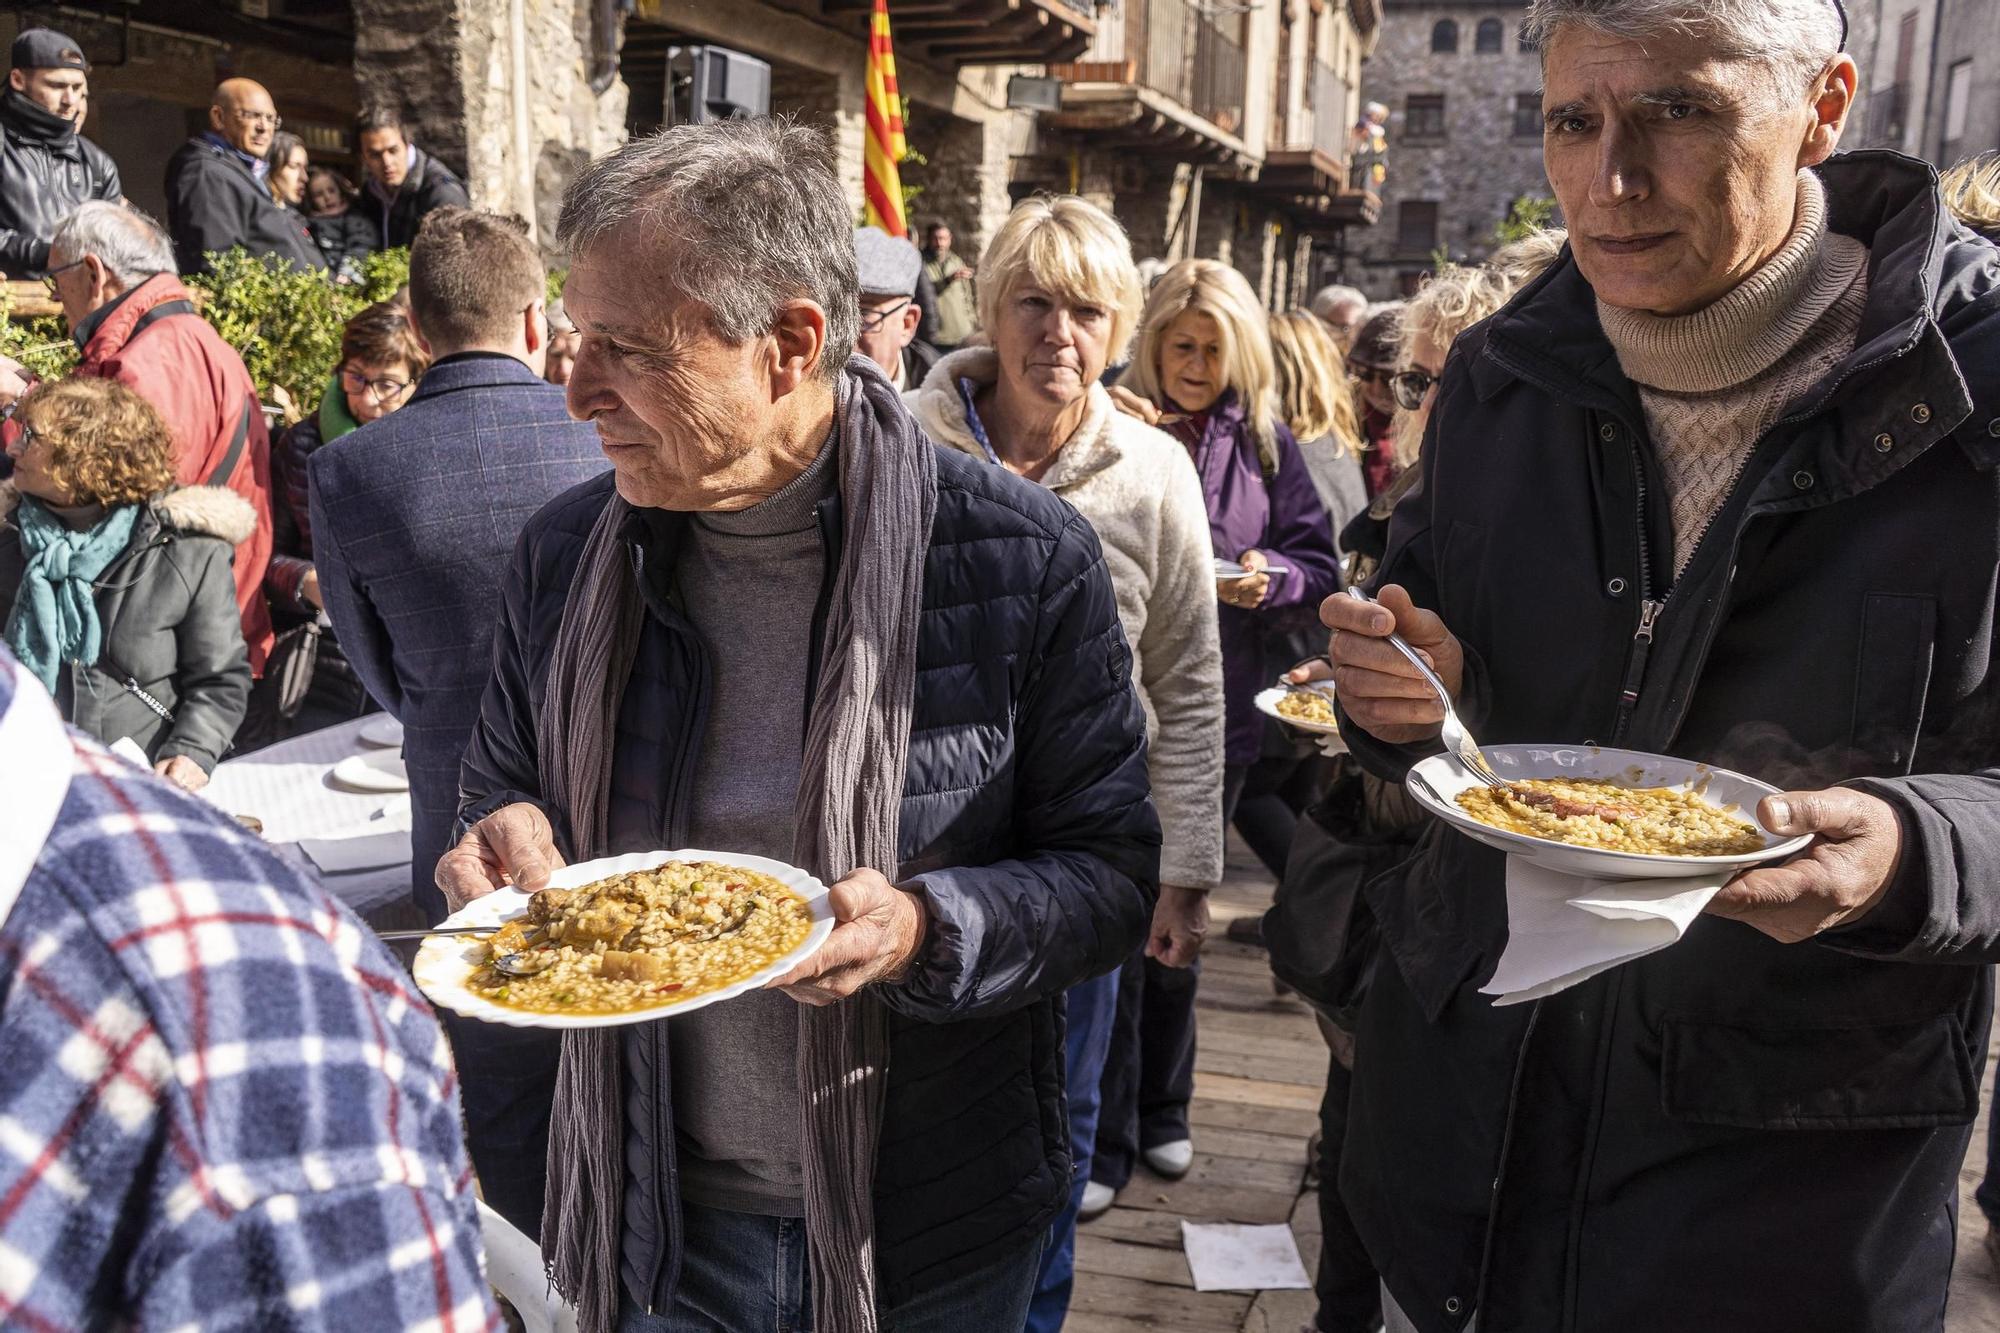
[556,117,858,382]
[1524,0,1842,92]
[1309,284,1367,321]
[49,201,175,286]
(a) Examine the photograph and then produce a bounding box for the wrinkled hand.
[767,868,929,1005]
[1108,384,1163,426]
[1147,884,1209,968]
[154,755,207,792]
[1321,583,1464,745]
[1219,548,1272,610]
[1707,789,1904,943]
[435,802,566,913]
[0,354,29,409]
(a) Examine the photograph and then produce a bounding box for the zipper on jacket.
[1609,599,1663,745]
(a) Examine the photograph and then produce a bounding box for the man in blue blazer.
[310,208,604,1235]
[310,208,605,923]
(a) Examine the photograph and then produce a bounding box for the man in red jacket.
[0,201,273,672]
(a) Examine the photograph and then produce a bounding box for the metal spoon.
[376,924,553,977]
[1344,587,1505,788]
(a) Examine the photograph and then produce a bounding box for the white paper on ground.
[1180,1221,1312,1293]
[1481,857,1728,1006]
[299,827,413,874]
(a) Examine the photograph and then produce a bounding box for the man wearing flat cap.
[853,225,940,391]
[0,28,119,279]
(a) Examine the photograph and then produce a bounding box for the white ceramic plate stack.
[1405,744,1813,879]
[357,715,405,749]
[412,849,836,1029]
[329,748,410,793]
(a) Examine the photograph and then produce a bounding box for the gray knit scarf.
[536,357,937,1333]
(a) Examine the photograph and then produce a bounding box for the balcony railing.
[1868,81,1910,144]
[1310,59,1350,154]
[1138,0,1249,136]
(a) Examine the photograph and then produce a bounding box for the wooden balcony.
[1044,0,1253,166]
[817,0,1093,65]
[1244,148,1382,228]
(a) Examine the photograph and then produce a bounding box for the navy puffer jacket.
[459,446,1161,1306]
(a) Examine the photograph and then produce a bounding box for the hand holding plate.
[767,868,929,1006]
[1707,788,1905,943]
[436,801,567,914]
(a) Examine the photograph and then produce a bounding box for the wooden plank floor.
[1069,837,1326,1333]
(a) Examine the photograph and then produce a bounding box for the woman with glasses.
[0,379,251,791]
[1343,304,1404,500]
[259,302,428,737]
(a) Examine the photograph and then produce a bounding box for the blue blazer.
[308,353,607,917]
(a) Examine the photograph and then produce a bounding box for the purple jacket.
[1169,391,1341,765]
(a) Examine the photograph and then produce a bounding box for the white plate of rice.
[1406,744,1812,880]
[413,849,835,1029]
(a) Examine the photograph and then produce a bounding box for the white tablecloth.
[204,717,418,926]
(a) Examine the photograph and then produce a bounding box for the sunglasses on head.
[1391,370,1440,412]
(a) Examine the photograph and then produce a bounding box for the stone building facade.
[1347,0,1552,299]
[1844,0,2000,170]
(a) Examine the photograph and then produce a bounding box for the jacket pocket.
[1661,1014,1976,1130]
[1849,592,1936,774]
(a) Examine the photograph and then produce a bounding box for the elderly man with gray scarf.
[442,118,1158,1333]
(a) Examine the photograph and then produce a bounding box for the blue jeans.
[618,1199,1045,1332]
[1025,967,1122,1333]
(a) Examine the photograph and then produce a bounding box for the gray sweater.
[663,441,835,1216]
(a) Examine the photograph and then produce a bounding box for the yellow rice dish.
[469,861,813,1014]
[1275,688,1339,727]
[1455,778,1765,857]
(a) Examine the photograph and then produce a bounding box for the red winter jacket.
[73,273,274,672]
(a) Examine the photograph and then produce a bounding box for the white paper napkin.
[298,827,413,874]
[1180,1221,1312,1293]
[109,737,150,769]
[1480,857,1729,1006]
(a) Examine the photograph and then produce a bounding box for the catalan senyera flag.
[864,0,908,236]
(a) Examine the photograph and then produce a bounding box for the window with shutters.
[1476,18,1503,53]
[1432,19,1458,52]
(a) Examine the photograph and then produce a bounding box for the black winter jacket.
[164,136,326,275]
[460,448,1161,1308]
[267,414,368,715]
[307,211,377,278]
[0,90,119,278]
[0,482,252,770]
[1336,152,2000,1333]
[369,147,470,251]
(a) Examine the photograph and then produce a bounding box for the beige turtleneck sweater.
[1598,171,1870,577]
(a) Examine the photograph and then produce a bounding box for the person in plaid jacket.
[0,643,496,1331]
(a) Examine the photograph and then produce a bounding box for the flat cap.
[11,29,88,73]
[854,226,921,299]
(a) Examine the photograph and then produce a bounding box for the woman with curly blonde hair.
[0,377,252,789]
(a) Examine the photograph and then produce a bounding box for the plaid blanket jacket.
[0,654,496,1331]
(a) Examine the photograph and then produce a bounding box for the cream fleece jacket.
[908,347,1227,891]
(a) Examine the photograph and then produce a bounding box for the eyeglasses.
[231,109,282,130]
[339,366,412,401]
[858,298,912,333]
[1390,369,1440,412]
[40,257,86,298]
[1347,362,1394,387]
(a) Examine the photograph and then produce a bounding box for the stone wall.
[1347,0,1551,299]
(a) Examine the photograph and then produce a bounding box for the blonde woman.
[1270,309,1368,548]
[905,195,1225,1332]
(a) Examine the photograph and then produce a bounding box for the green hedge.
[0,247,415,421]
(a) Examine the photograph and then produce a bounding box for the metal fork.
[1344,587,1505,788]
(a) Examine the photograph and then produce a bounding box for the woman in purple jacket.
[1087,259,1341,1210]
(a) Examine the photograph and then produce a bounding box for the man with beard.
[0,28,119,279]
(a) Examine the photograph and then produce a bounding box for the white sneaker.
[1079,1180,1117,1221]
[1143,1138,1194,1179]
